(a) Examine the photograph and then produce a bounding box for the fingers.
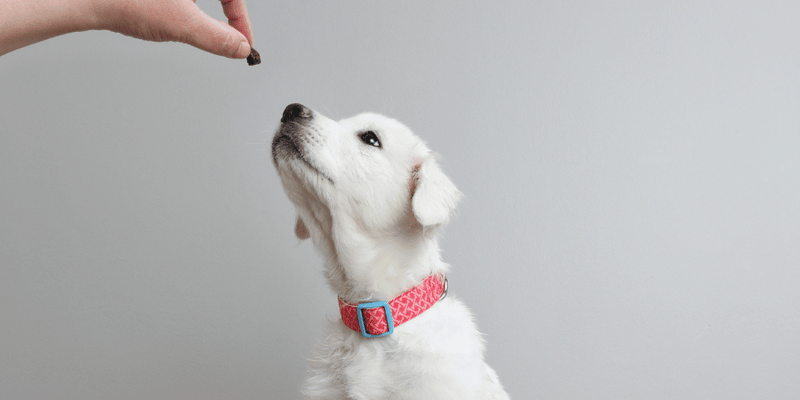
[97,0,254,60]
[181,3,251,59]
[219,0,253,45]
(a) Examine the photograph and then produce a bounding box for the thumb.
[182,8,251,59]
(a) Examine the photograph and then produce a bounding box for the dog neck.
[303,206,447,304]
[329,236,446,304]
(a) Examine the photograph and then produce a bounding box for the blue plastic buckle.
[356,301,394,338]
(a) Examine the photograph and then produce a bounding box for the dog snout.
[281,103,313,124]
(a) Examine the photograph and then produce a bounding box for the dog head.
[272,103,461,297]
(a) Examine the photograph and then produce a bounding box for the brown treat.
[247,48,261,66]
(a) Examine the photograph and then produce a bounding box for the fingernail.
[235,41,251,59]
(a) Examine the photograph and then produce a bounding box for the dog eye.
[359,131,381,148]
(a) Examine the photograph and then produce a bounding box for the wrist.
[75,0,107,32]
[0,0,99,55]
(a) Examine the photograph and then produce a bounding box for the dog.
[272,103,509,399]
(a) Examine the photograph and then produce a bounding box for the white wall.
[2,1,799,398]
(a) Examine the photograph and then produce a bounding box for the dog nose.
[281,103,313,123]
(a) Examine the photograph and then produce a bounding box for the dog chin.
[272,134,334,186]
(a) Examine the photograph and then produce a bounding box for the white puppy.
[272,103,509,400]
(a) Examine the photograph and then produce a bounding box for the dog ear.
[411,156,462,227]
[295,216,310,240]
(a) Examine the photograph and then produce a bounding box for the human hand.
[95,0,255,59]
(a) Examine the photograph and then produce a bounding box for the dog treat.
[246,48,261,66]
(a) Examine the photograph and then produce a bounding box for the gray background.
[2,1,800,399]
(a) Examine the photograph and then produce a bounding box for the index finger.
[219,0,254,45]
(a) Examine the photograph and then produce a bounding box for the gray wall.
[2,1,800,399]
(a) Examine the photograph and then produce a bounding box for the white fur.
[272,105,509,399]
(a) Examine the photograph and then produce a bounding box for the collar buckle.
[356,301,394,338]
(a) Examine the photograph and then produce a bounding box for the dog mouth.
[272,132,300,159]
[272,132,334,185]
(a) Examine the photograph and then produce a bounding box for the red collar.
[338,273,448,338]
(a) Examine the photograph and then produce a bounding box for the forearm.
[0,0,100,56]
